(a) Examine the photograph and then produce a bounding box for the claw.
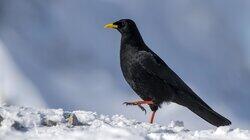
[123,102,147,114]
[123,102,137,106]
[138,105,147,114]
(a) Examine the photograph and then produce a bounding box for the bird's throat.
[121,30,145,47]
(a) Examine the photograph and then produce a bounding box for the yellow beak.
[104,23,118,29]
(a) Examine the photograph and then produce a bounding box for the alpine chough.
[104,19,231,127]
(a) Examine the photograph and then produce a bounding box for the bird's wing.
[137,50,188,91]
[137,50,212,110]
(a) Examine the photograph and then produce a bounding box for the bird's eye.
[121,22,126,27]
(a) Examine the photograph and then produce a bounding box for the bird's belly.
[123,65,174,104]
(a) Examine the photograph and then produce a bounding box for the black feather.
[110,19,231,127]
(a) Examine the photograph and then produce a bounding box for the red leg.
[149,111,156,124]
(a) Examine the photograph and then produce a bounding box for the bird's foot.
[123,100,154,106]
[123,102,138,106]
[123,100,153,114]
[123,102,146,114]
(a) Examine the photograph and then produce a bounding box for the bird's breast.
[120,46,139,84]
[120,49,152,90]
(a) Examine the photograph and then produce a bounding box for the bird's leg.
[123,100,154,114]
[149,111,156,124]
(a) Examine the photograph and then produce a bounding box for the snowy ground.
[0,105,249,140]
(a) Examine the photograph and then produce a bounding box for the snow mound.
[0,105,249,140]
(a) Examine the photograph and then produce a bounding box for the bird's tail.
[174,92,231,127]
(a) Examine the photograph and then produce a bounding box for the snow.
[0,105,249,140]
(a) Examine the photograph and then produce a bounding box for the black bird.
[104,19,231,127]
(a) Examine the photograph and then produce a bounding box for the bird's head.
[104,19,138,35]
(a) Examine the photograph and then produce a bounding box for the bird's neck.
[121,30,145,47]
